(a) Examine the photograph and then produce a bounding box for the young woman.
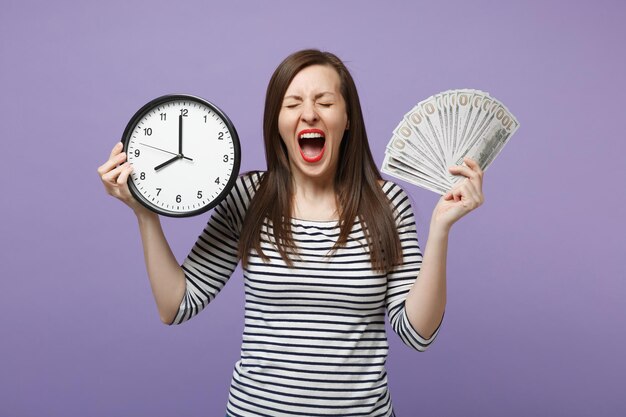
[98,49,484,417]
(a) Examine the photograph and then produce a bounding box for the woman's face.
[278,64,349,185]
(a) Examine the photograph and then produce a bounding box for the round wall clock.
[121,94,240,217]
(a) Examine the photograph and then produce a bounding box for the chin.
[294,159,336,181]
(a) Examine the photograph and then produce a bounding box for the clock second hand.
[139,142,193,161]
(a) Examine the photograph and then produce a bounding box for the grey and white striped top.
[172,172,443,417]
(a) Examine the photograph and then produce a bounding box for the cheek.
[277,121,295,157]
[277,113,293,142]
[331,113,349,139]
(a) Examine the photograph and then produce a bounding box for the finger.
[448,164,479,181]
[449,182,464,202]
[447,179,473,206]
[462,157,483,175]
[450,161,483,191]
[459,176,486,210]
[466,180,485,206]
[117,163,134,185]
[460,180,481,208]
[101,162,128,185]
[446,180,462,202]
[463,157,484,185]
[460,174,478,194]
[109,141,124,159]
[97,152,127,177]
[453,188,462,202]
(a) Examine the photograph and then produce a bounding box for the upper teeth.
[300,132,324,139]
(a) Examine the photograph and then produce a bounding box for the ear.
[345,119,350,130]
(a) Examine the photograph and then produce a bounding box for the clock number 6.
[176,195,182,203]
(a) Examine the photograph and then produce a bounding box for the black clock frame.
[121,94,241,218]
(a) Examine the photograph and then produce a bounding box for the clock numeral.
[176,195,182,203]
[140,172,146,180]
[134,149,141,157]
[144,128,152,136]
[214,177,220,184]
[218,132,224,140]
[197,191,202,199]
[156,188,162,196]
[180,109,188,117]
[223,155,229,162]
[203,115,207,123]
[160,113,167,121]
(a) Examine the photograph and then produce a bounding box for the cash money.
[382,89,520,194]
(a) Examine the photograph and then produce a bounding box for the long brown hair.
[238,49,402,273]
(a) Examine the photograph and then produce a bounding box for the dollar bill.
[382,88,520,194]
[382,155,448,195]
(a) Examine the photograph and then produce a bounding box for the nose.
[300,100,319,124]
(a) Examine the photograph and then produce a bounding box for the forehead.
[284,64,341,95]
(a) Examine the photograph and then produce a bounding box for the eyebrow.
[283,92,336,100]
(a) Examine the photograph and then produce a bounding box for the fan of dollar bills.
[381,89,520,195]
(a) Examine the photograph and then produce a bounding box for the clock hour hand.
[154,155,180,171]
[139,142,193,161]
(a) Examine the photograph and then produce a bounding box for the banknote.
[382,155,448,195]
[386,135,446,184]
[382,89,519,194]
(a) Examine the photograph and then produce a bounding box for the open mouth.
[298,129,326,163]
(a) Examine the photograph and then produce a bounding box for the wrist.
[135,209,159,224]
[429,220,451,238]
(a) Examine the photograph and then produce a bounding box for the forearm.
[404,223,449,339]
[136,212,186,324]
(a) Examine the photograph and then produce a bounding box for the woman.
[98,49,484,416]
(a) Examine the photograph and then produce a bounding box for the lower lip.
[299,146,325,163]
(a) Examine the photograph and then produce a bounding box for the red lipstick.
[297,129,326,163]
[297,128,325,138]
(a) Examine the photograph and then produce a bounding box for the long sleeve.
[170,172,262,325]
[384,183,444,351]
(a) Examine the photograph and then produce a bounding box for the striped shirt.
[172,172,443,417]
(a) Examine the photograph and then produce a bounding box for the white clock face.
[125,97,238,216]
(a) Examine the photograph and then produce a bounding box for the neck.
[290,169,339,221]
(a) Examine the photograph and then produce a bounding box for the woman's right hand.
[97,142,153,217]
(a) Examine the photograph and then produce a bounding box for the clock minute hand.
[179,115,183,155]
[154,155,180,171]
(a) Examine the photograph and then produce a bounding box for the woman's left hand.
[431,157,485,232]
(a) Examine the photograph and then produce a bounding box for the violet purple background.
[1,1,625,416]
